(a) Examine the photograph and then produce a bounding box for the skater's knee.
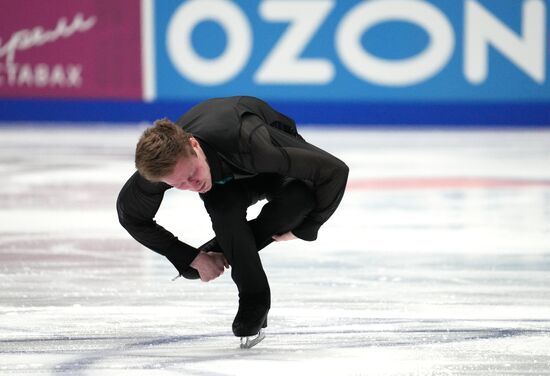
[284,180,315,213]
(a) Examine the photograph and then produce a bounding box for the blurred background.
[1,1,549,375]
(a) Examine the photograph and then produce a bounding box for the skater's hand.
[207,251,230,269]
[190,251,229,282]
[272,231,297,242]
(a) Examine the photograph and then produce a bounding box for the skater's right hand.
[190,251,229,282]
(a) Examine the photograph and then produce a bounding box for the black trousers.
[200,174,315,308]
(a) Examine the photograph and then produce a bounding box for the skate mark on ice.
[44,325,550,374]
[50,332,238,375]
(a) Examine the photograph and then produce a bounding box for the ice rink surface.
[1,125,549,375]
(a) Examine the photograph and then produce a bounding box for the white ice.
[0,125,549,375]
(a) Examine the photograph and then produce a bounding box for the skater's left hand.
[190,251,229,282]
[272,231,297,242]
[207,251,230,269]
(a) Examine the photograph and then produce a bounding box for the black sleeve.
[245,123,349,241]
[116,171,200,274]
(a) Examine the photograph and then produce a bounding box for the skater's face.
[160,137,212,193]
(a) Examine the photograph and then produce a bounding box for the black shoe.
[232,304,269,337]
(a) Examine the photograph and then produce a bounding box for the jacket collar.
[196,137,231,184]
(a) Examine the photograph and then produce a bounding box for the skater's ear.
[189,137,199,149]
[188,137,203,158]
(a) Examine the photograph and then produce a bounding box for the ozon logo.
[166,0,547,87]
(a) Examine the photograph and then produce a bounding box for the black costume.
[117,96,349,321]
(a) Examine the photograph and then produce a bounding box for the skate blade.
[240,329,265,349]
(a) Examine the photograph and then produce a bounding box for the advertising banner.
[153,0,549,102]
[0,0,548,125]
[0,0,142,99]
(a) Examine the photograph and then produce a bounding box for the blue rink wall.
[1,0,549,126]
[1,100,550,127]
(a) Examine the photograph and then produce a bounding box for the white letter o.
[336,0,455,86]
[167,0,252,85]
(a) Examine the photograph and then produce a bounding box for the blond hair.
[135,118,196,182]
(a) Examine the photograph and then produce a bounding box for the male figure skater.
[116,96,348,347]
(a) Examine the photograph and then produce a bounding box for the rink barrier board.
[1,0,549,126]
[0,100,549,127]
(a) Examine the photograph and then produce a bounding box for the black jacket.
[117,96,349,274]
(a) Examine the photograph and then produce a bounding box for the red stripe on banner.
[347,178,550,190]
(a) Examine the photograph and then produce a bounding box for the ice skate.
[232,304,269,349]
[240,328,266,349]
